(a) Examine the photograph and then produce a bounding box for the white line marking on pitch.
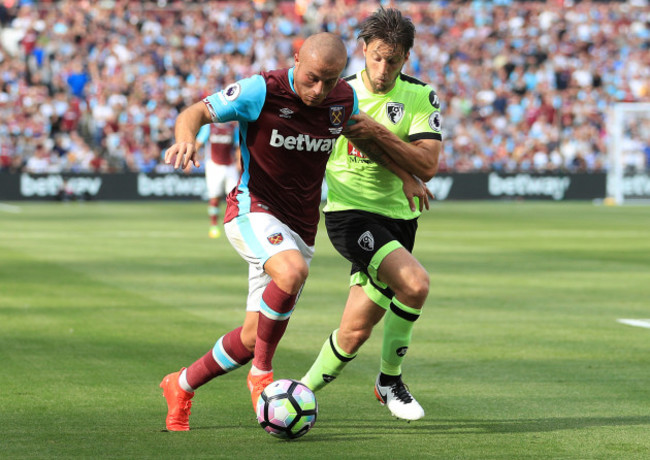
[617,319,650,329]
[0,203,22,213]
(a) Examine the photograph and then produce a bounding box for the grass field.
[1,201,649,459]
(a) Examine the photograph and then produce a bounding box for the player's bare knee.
[413,270,430,302]
[273,264,309,294]
[396,269,429,308]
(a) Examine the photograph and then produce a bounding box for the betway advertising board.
[1,173,208,201]
[427,173,607,201]
[1,172,611,201]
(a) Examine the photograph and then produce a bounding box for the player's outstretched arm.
[164,102,212,170]
[349,137,432,212]
[344,112,440,181]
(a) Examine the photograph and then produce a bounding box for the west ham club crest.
[329,105,344,126]
[267,232,284,245]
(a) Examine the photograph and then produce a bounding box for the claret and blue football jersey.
[202,68,359,245]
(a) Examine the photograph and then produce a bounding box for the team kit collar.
[288,67,296,94]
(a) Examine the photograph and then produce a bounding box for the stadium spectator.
[0,0,648,174]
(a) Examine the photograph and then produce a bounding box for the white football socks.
[178,368,194,393]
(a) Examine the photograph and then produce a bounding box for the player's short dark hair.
[357,7,415,54]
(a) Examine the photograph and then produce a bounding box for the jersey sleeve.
[195,124,210,144]
[408,87,443,142]
[202,74,266,124]
[232,124,240,147]
[344,85,361,126]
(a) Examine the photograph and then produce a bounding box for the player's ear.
[404,50,410,63]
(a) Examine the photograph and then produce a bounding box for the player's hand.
[342,112,379,140]
[402,174,434,212]
[164,142,200,170]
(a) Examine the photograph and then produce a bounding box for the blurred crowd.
[0,0,649,175]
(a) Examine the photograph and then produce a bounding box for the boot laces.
[391,380,414,404]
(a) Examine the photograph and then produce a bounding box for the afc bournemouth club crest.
[267,232,284,245]
[329,105,344,126]
[386,102,404,124]
[357,230,374,251]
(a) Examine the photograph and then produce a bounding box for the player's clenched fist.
[164,141,200,170]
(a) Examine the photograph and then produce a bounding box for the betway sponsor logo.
[623,174,650,197]
[209,134,233,144]
[269,129,335,153]
[488,173,571,200]
[20,174,102,197]
[138,174,206,197]
[426,176,453,201]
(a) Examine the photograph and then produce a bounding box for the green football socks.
[302,298,421,390]
[381,297,421,376]
[301,329,356,391]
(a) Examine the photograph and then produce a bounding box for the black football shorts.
[324,210,418,304]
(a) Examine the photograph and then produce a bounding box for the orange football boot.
[160,368,194,431]
[247,370,274,410]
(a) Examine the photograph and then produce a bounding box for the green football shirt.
[324,70,442,219]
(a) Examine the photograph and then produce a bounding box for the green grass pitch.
[1,201,649,459]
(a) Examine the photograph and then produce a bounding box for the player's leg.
[301,211,392,391]
[205,160,221,238]
[302,211,390,391]
[373,247,428,421]
[321,210,427,420]
[376,248,428,376]
[246,249,307,405]
[159,308,258,431]
[254,249,307,371]
[208,198,220,238]
[182,311,258,390]
[224,164,239,197]
[301,284,384,391]
[224,212,313,407]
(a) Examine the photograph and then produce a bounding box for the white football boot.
[374,374,425,421]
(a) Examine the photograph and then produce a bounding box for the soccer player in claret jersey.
[300,8,443,421]
[195,122,240,238]
[159,32,365,432]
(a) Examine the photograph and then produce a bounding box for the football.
[255,379,318,440]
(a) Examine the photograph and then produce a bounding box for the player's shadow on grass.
[335,415,650,435]
[177,415,650,441]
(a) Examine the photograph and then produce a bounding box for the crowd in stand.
[0,0,649,175]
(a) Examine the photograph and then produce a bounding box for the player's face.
[362,39,409,94]
[293,54,342,106]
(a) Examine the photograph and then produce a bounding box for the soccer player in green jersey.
[301,7,442,421]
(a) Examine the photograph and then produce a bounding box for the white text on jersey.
[269,129,335,153]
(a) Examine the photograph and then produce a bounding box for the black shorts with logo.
[324,209,418,282]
